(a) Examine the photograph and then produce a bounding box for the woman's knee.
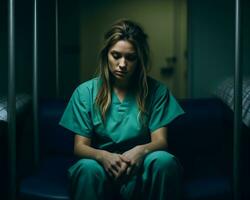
[69,159,106,178]
[145,151,182,173]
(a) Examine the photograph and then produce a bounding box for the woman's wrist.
[137,145,150,157]
[95,149,106,163]
[139,140,166,157]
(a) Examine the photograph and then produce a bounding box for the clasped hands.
[100,145,145,180]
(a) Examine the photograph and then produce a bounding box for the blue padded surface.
[168,98,230,154]
[168,98,233,180]
[184,176,232,200]
[20,156,75,200]
[0,158,8,200]
[39,99,74,157]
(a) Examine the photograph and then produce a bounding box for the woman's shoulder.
[74,77,101,97]
[76,77,100,91]
[147,76,169,94]
[72,77,100,102]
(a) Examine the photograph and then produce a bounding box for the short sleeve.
[59,86,93,138]
[148,86,185,133]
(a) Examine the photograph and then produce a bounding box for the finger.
[116,168,124,179]
[111,168,120,179]
[107,166,119,179]
[111,162,122,175]
[116,158,125,168]
[120,155,131,164]
[119,162,128,175]
[126,165,134,176]
[114,160,121,168]
[121,162,128,170]
[106,168,114,178]
[112,154,125,167]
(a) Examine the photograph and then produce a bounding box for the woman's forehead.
[109,40,136,53]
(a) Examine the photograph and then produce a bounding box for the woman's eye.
[126,55,137,61]
[111,53,120,59]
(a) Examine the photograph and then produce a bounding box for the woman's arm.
[74,134,130,179]
[74,134,102,160]
[140,126,168,155]
[122,127,168,175]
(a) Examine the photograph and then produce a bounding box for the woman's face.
[108,40,138,84]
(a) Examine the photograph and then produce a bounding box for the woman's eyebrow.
[110,50,121,54]
[110,50,136,55]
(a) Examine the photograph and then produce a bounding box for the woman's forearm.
[74,143,105,162]
[139,127,168,157]
[139,140,168,157]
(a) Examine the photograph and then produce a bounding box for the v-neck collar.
[112,89,131,104]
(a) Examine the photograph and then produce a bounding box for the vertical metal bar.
[172,0,179,97]
[7,0,16,199]
[234,0,242,199]
[187,1,193,98]
[33,0,39,167]
[55,0,59,97]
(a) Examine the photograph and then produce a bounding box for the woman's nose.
[119,57,127,68]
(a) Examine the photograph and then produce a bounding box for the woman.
[59,19,185,200]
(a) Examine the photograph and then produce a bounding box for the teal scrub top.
[59,77,185,153]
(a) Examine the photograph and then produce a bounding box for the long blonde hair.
[95,19,150,122]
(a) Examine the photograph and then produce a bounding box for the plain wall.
[58,0,80,99]
[188,0,250,98]
[15,0,33,95]
[0,0,8,95]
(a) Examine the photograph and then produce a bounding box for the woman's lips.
[115,71,127,76]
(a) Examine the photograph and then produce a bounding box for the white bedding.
[0,94,31,122]
[214,77,250,128]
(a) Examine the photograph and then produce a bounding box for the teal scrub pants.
[68,151,182,200]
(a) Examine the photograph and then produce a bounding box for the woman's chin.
[115,74,128,80]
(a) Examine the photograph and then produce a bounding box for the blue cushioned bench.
[20,100,74,200]
[168,99,234,200]
[20,98,245,200]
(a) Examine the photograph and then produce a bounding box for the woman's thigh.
[143,150,182,173]
[68,158,109,183]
